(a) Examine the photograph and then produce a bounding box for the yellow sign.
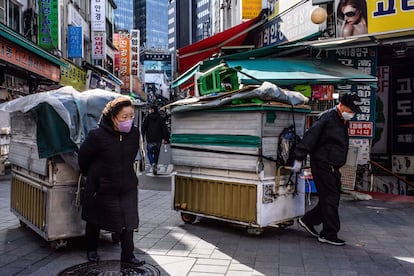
[367,1,414,33]
[242,0,262,19]
[60,60,87,92]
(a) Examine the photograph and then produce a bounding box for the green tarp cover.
[226,58,377,86]
[31,103,77,158]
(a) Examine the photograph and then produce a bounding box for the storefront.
[173,0,414,194]
[82,61,123,93]
[0,24,65,103]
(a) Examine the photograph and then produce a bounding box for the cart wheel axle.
[50,239,68,250]
[246,227,264,235]
[181,212,196,224]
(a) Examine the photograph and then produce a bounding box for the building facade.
[134,0,169,50]
[114,0,133,32]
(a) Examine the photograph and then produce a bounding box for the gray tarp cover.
[170,82,309,113]
[0,86,124,158]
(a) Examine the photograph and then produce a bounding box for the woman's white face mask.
[342,111,355,121]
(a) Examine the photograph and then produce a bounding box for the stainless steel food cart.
[170,88,310,234]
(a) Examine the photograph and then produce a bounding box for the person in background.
[337,0,368,37]
[141,105,169,175]
[78,97,145,266]
[292,93,362,246]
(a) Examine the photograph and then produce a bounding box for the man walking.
[141,105,169,175]
[292,93,362,246]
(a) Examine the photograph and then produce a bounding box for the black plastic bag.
[276,125,301,167]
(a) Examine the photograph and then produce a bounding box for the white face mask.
[342,111,355,121]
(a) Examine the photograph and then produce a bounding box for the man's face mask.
[342,112,355,121]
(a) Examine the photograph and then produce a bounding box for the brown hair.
[102,96,132,127]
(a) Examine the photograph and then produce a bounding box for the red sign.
[0,37,60,82]
[118,32,130,92]
[349,122,373,137]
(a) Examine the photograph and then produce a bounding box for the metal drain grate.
[58,260,160,276]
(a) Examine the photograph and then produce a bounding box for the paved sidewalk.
[1,174,414,275]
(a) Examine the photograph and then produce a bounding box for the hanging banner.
[38,0,59,50]
[92,32,106,60]
[91,0,106,32]
[68,26,83,58]
[119,32,131,93]
[130,30,140,77]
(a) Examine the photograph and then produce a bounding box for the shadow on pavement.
[169,197,414,275]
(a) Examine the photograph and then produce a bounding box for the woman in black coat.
[78,97,145,266]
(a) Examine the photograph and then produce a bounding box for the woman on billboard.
[337,0,368,37]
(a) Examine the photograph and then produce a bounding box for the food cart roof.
[226,58,378,86]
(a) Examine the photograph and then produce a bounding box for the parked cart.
[0,87,130,248]
[170,82,310,234]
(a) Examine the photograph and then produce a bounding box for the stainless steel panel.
[172,111,262,136]
[171,145,260,172]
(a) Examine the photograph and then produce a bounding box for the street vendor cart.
[0,87,132,248]
[170,82,310,234]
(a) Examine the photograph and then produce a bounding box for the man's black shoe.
[318,236,345,246]
[298,218,319,238]
[121,257,146,266]
[87,251,99,262]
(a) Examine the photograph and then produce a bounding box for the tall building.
[134,0,169,50]
[114,0,134,32]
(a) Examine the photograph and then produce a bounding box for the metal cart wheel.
[246,227,264,235]
[50,239,68,250]
[181,212,196,224]
[277,219,294,229]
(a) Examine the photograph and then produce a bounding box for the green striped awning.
[171,134,261,148]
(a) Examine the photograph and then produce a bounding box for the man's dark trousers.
[301,161,342,239]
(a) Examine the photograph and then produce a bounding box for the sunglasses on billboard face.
[344,11,356,17]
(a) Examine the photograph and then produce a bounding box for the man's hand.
[291,160,302,173]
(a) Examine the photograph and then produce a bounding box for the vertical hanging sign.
[130,30,140,95]
[68,26,83,58]
[92,32,106,59]
[91,0,106,31]
[119,31,131,93]
[333,47,377,138]
[38,0,59,50]
[130,30,140,78]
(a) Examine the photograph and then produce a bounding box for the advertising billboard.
[335,0,414,37]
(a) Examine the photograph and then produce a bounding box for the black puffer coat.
[294,107,349,168]
[141,112,169,143]
[78,119,140,233]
